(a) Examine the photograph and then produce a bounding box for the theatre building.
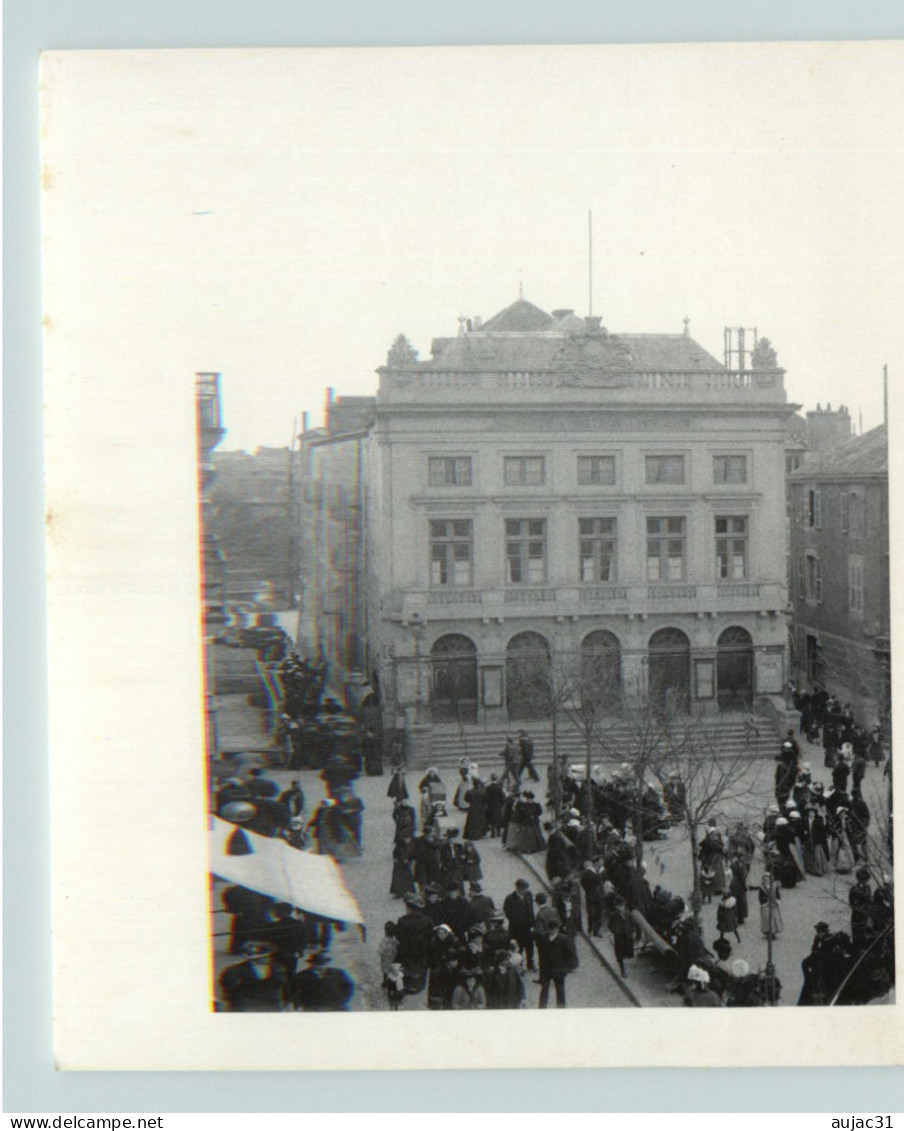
[351,299,795,757]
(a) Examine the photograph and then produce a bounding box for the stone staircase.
[420,713,778,770]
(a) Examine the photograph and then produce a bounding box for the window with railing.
[715,516,748,580]
[646,516,686,581]
[579,517,617,581]
[430,519,473,587]
[506,518,547,584]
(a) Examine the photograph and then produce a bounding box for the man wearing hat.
[291,949,355,1012]
[536,921,577,1008]
[466,882,496,930]
[503,878,536,971]
[218,941,288,1012]
[485,910,509,956]
[395,891,433,993]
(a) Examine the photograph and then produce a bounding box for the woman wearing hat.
[450,969,486,1010]
[683,964,722,1007]
[507,791,546,855]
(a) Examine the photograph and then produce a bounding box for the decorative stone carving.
[387,334,419,368]
[552,330,634,387]
[752,337,778,369]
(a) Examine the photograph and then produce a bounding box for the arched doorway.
[506,631,551,720]
[648,628,691,716]
[431,634,478,723]
[581,630,622,711]
[717,626,753,712]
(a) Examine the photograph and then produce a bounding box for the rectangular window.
[579,517,618,581]
[840,490,850,534]
[797,556,806,599]
[505,518,546,584]
[577,455,616,486]
[429,519,473,587]
[646,516,686,581]
[849,555,864,612]
[504,456,545,486]
[645,455,685,485]
[715,516,748,580]
[428,456,472,487]
[713,455,748,484]
[808,488,822,528]
[806,553,822,602]
[849,492,865,539]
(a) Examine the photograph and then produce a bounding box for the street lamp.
[409,612,427,725]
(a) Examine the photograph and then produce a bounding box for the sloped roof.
[789,423,887,479]
[479,299,555,332]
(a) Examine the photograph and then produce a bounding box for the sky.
[43,42,904,451]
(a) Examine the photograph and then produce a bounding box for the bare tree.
[597,703,755,934]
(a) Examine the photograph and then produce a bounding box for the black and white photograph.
[42,40,902,1069]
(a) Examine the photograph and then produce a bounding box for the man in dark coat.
[394,892,433,992]
[517,730,541,783]
[485,774,506,838]
[278,780,305,822]
[580,859,606,937]
[219,941,288,1012]
[503,878,536,971]
[486,953,526,1009]
[291,950,354,1011]
[536,923,577,1008]
[465,883,496,929]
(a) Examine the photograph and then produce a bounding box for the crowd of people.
[376,698,894,1010]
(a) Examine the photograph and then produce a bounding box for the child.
[700,864,716,903]
[378,921,399,984]
[386,962,406,1011]
[716,893,741,944]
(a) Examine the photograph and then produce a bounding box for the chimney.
[806,403,852,452]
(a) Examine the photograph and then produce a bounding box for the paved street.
[211,689,892,1010]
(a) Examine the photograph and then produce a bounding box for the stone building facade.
[788,424,890,727]
[354,299,795,753]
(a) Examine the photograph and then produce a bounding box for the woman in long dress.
[758,873,783,938]
[507,792,546,855]
[462,780,489,841]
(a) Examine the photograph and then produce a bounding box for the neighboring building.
[788,423,890,727]
[209,446,301,609]
[297,391,376,695]
[196,371,227,624]
[315,298,796,758]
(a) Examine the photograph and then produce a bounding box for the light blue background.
[6,0,904,1113]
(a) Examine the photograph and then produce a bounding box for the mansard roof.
[425,328,724,372]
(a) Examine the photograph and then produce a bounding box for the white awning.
[209,816,363,924]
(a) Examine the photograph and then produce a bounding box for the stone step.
[419,716,778,768]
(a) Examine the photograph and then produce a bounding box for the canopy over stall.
[209,816,363,924]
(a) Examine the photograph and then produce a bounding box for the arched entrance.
[581,630,622,711]
[648,628,691,716]
[717,626,753,712]
[431,634,478,723]
[506,631,551,720]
